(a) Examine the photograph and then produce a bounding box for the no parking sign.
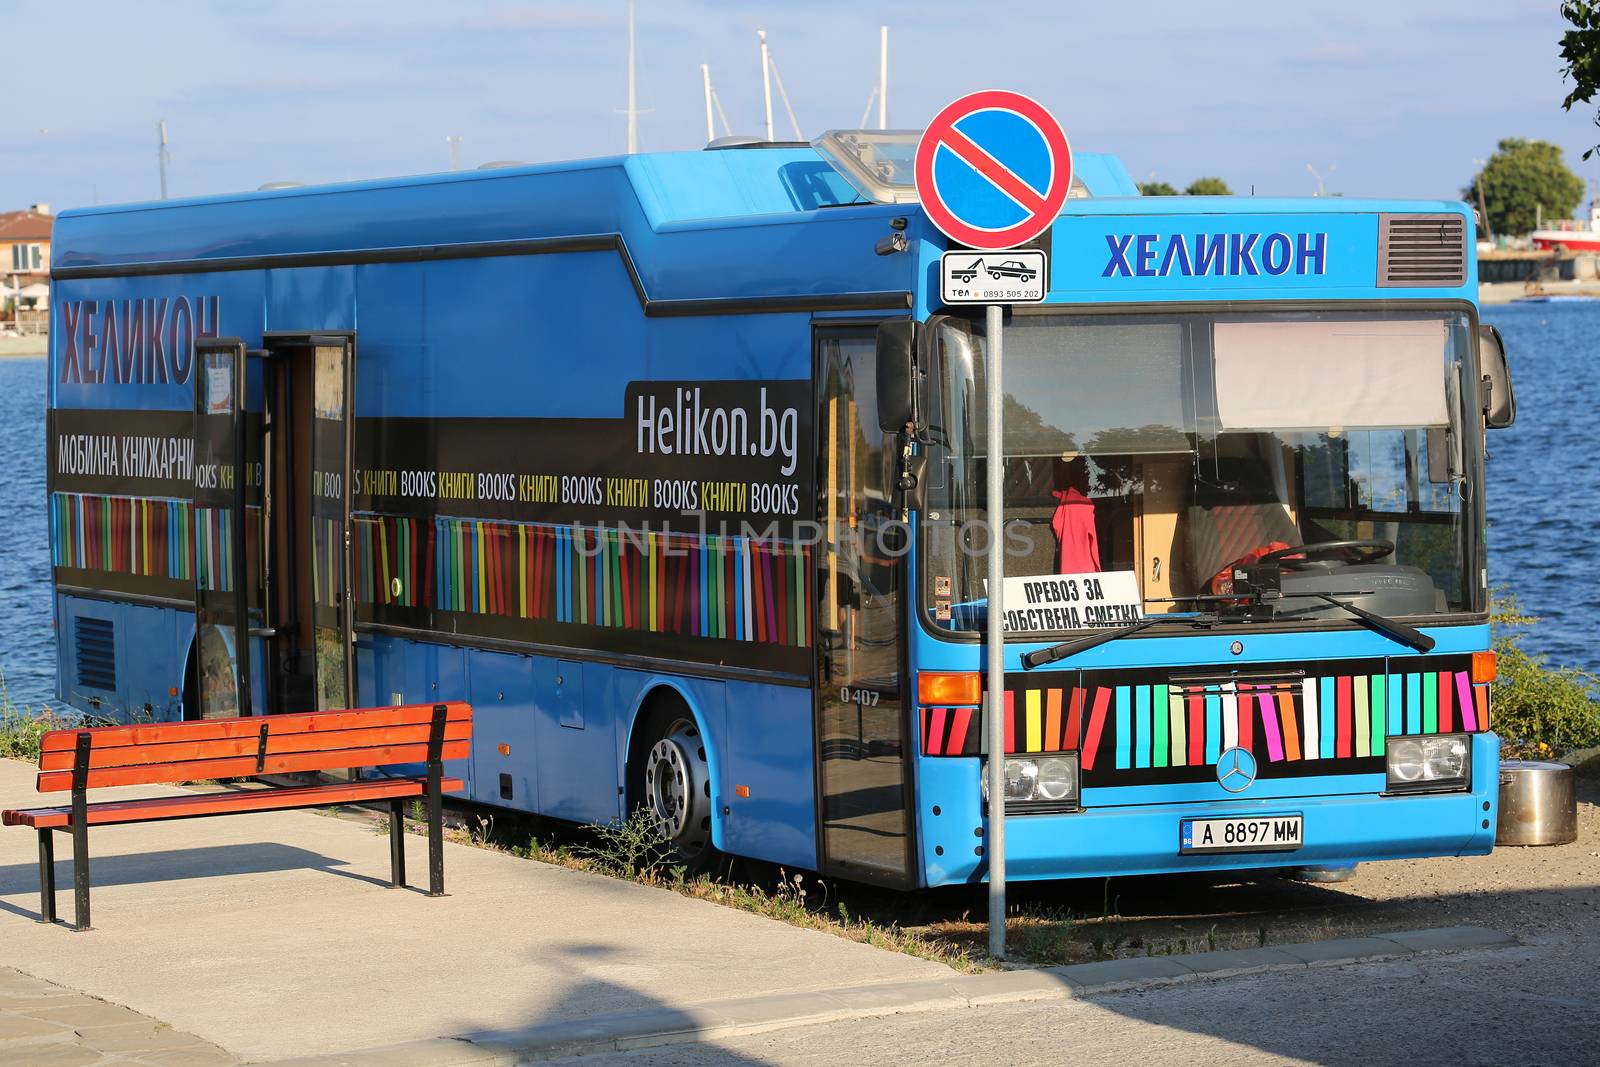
[916,89,1075,959]
[913,90,1073,252]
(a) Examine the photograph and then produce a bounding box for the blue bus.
[44,130,1514,888]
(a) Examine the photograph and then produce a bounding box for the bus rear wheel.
[638,712,718,874]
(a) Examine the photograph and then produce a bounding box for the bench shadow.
[0,842,400,922]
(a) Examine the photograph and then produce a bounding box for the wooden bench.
[2,701,471,931]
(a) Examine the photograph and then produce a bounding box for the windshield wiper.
[1021,615,1212,670]
[1293,592,1436,653]
[1151,589,1437,653]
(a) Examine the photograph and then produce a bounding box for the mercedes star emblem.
[1216,747,1258,792]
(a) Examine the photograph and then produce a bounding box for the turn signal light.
[1471,651,1497,684]
[919,672,982,706]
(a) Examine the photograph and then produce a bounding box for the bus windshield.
[920,309,1482,634]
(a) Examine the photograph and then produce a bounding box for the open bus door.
[189,334,356,718]
[260,333,356,714]
[191,338,255,719]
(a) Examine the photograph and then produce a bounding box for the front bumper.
[919,733,1499,885]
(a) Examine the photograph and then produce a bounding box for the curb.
[261,925,1516,1065]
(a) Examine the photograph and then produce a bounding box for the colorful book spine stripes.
[50,492,194,582]
[921,667,1490,770]
[352,514,812,647]
[311,516,343,608]
[193,506,235,592]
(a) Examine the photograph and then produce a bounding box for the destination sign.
[1101,231,1328,279]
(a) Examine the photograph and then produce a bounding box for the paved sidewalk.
[0,758,946,1063]
[267,926,1515,1065]
[0,965,233,1066]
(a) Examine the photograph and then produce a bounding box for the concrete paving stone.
[0,992,100,1012]
[123,1046,239,1067]
[688,992,849,1031]
[76,1021,206,1053]
[469,1006,727,1058]
[1275,935,1411,965]
[1046,956,1197,990]
[262,1038,508,1067]
[943,968,1075,1007]
[30,999,157,1029]
[1381,925,1518,953]
[810,979,969,1017]
[0,969,69,996]
[1165,946,1305,976]
[0,1041,105,1067]
[0,1012,74,1040]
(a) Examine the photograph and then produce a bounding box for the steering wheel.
[1257,539,1395,569]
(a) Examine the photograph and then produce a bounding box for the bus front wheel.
[637,710,719,874]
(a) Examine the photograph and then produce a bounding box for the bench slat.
[38,702,472,753]
[38,721,473,772]
[36,739,471,793]
[3,776,466,829]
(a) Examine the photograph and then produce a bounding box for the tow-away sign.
[940,248,1047,304]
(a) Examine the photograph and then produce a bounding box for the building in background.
[1,203,53,332]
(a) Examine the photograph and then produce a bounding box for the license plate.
[1180,814,1303,854]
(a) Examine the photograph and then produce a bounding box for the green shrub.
[1490,594,1600,758]
[0,675,64,762]
[577,808,675,879]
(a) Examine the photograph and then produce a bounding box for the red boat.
[1531,201,1600,252]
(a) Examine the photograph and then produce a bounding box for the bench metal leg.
[389,799,406,888]
[37,830,56,924]
[71,731,91,932]
[427,779,444,897]
[427,704,446,897]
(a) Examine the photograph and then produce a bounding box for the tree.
[1184,177,1232,196]
[1139,180,1179,196]
[1465,139,1584,236]
[1560,1,1600,159]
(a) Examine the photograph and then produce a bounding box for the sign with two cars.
[913,90,1071,306]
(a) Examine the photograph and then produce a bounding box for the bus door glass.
[259,335,356,713]
[191,338,253,719]
[813,328,914,884]
[308,339,356,710]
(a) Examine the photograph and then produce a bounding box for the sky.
[4,0,1598,213]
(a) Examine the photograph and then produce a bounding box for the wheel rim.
[643,717,711,855]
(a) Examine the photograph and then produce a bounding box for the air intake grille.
[74,616,116,691]
[1377,213,1467,287]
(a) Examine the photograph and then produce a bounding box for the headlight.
[982,754,1079,810]
[1387,734,1470,792]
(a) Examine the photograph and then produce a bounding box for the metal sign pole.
[985,301,1006,960]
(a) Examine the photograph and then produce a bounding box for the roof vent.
[74,616,116,692]
[704,136,809,151]
[1377,213,1467,287]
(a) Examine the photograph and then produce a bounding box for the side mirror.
[1478,323,1516,429]
[875,320,917,433]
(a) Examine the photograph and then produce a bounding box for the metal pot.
[1497,760,1577,846]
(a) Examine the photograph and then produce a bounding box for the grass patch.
[0,674,66,762]
[1491,593,1600,759]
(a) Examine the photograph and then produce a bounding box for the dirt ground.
[800,765,1600,966]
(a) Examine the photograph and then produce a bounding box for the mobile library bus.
[45,130,1513,887]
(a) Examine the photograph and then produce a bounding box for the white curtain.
[1213,319,1450,431]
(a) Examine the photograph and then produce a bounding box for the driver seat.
[1187,501,1301,591]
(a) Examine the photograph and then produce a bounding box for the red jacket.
[1051,488,1100,573]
